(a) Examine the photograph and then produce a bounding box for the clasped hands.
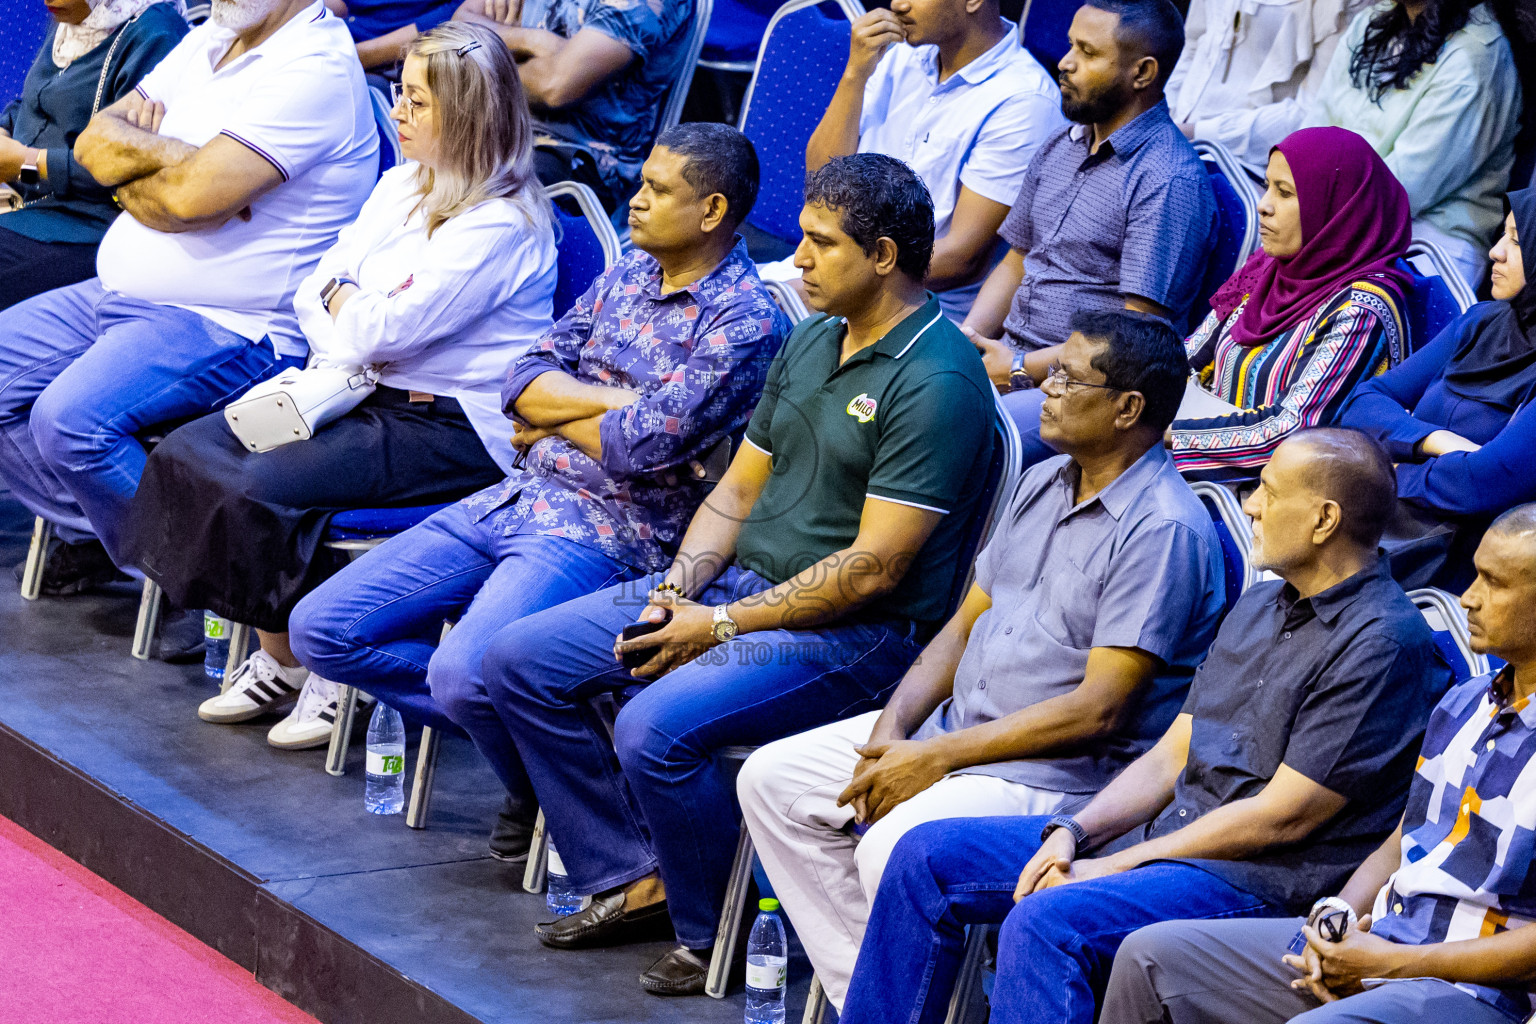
[836,738,950,827]
[1282,915,1403,1003]
[1010,828,1128,902]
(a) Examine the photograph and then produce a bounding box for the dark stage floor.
[0,493,816,1024]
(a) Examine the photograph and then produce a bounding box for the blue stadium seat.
[0,5,48,104]
[1397,240,1475,359]
[1410,587,1487,683]
[1188,480,1255,610]
[546,180,623,318]
[738,0,866,248]
[1190,140,1259,327]
[368,85,401,179]
[1020,0,1075,75]
[700,0,784,69]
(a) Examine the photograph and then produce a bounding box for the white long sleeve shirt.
[1170,0,1366,168]
[294,164,558,472]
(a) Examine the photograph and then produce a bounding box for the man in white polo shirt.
[0,0,376,594]
[758,0,1063,322]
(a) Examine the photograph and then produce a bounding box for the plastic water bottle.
[364,703,405,815]
[203,612,230,683]
[745,898,788,1024]
[545,840,585,916]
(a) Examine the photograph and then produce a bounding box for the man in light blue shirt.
[759,0,1064,320]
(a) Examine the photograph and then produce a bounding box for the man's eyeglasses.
[390,82,422,125]
[1044,364,1122,394]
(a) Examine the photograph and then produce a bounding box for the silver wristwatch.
[711,604,738,643]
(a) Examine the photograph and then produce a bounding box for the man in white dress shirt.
[758,0,1064,321]
[0,0,377,594]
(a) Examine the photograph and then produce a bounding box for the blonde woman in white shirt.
[122,21,559,746]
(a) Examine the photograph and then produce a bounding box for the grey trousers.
[1099,917,1518,1024]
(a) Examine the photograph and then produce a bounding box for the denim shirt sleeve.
[596,290,789,479]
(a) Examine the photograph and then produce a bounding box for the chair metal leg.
[131,579,164,661]
[943,923,993,1024]
[21,517,52,601]
[522,809,548,893]
[801,975,828,1024]
[325,685,359,777]
[220,622,252,692]
[405,725,440,829]
[706,821,755,999]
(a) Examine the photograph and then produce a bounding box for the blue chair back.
[943,395,1024,619]
[1197,493,1246,612]
[701,0,783,67]
[1020,0,1075,74]
[1410,588,1486,684]
[1,6,49,104]
[738,0,865,246]
[1395,253,1468,359]
[369,86,401,179]
[1190,141,1259,327]
[547,181,621,319]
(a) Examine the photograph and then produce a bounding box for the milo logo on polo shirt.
[846,393,878,423]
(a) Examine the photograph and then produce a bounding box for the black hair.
[1081,0,1186,87]
[803,154,935,280]
[1349,0,1481,101]
[654,122,760,229]
[1287,427,1398,549]
[1070,309,1188,434]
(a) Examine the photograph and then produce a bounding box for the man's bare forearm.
[514,370,637,427]
[75,112,195,186]
[869,619,969,744]
[1337,826,1402,916]
[1074,720,1190,847]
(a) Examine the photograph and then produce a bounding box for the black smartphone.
[620,616,669,671]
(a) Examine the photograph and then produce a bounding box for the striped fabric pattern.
[1370,668,1536,1021]
[1171,279,1404,477]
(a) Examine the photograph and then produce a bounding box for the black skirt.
[122,386,504,632]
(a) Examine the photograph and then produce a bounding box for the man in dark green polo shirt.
[477,154,996,995]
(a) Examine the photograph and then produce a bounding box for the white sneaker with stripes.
[197,650,307,724]
[265,674,371,750]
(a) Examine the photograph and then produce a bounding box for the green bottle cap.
[759,898,780,912]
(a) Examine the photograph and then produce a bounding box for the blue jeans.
[840,816,1284,1024]
[289,503,637,810]
[481,565,925,947]
[0,279,297,556]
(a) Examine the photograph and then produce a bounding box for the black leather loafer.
[639,946,710,996]
[534,892,672,949]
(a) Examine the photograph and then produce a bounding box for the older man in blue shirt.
[289,124,789,850]
[737,310,1227,1011]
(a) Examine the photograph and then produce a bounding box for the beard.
[1059,76,1135,125]
[210,0,283,30]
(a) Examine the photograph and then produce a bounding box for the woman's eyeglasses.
[389,81,422,125]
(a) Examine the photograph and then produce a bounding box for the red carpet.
[0,815,319,1024]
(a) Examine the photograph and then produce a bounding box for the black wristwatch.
[1039,815,1089,852]
[320,276,355,313]
[17,151,41,187]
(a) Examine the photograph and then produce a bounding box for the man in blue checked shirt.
[289,123,788,851]
[1100,502,1536,1024]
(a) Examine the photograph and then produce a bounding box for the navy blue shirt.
[339,0,458,42]
[998,99,1217,351]
[1147,559,1453,912]
[0,4,186,244]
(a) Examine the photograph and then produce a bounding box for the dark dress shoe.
[639,946,710,996]
[534,892,672,949]
[487,795,538,864]
[13,539,129,596]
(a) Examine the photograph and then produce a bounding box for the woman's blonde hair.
[405,22,551,237]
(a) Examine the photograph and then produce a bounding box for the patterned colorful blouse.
[459,239,791,571]
[1170,278,1404,479]
[1370,667,1536,1021]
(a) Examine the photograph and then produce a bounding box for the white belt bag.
[224,365,378,453]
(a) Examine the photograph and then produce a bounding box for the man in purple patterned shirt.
[289,124,790,859]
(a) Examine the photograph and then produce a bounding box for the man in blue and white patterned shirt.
[1100,502,1536,1024]
[290,124,789,856]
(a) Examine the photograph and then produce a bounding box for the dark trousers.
[481,565,924,947]
[0,225,98,311]
[840,816,1284,1024]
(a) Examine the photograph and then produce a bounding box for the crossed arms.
[74,91,282,233]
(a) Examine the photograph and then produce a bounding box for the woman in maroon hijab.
[1170,126,1414,481]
